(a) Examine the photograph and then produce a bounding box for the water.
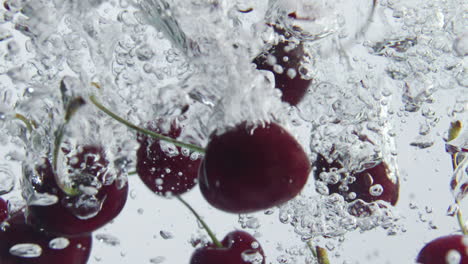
[0,0,466,263]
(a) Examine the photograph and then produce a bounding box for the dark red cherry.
[136,119,201,196]
[190,230,265,264]
[416,235,468,264]
[199,122,310,213]
[253,26,311,106]
[28,145,128,236]
[0,212,92,264]
[0,197,7,222]
[313,154,399,207]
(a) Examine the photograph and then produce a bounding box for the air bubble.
[49,237,70,250]
[150,256,166,263]
[241,249,264,263]
[369,184,384,196]
[9,243,42,258]
[160,230,173,239]
[96,234,120,246]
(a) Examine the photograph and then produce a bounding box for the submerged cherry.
[28,145,128,236]
[0,197,7,222]
[313,153,399,206]
[190,230,265,264]
[254,26,311,106]
[136,119,201,196]
[0,212,92,264]
[199,122,310,213]
[416,235,468,264]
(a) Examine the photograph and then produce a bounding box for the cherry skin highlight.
[0,212,92,264]
[313,153,399,206]
[190,230,265,264]
[254,26,311,106]
[416,235,468,264]
[136,119,201,196]
[199,122,310,213]
[28,145,128,236]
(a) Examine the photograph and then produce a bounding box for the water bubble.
[9,243,42,258]
[65,194,105,220]
[28,192,58,206]
[369,184,384,196]
[0,164,15,195]
[241,249,264,263]
[96,234,120,246]
[136,45,154,61]
[160,230,173,239]
[49,237,70,250]
[150,256,166,263]
[453,33,468,57]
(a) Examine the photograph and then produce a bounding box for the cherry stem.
[176,196,223,248]
[89,95,206,154]
[316,246,331,264]
[13,113,34,132]
[307,241,331,264]
[447,121,467,235]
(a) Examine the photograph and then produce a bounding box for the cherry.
[190,230,265,264]
[416,235,468,264]
[28,145,129,236]
[0,197,7,222]
[199,122,310,213]
[0,212,92,264]
[313,153,399,207]
[253,26,311,106]
[136,119,201,196]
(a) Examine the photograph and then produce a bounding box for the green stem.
[306,240,317,258]
[176,196,223,248]
[89,95,205,154]
[307,241,331,264]
[448,121,462,142]
[14,113,33,132]
[316,246,331,264]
